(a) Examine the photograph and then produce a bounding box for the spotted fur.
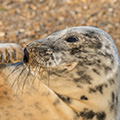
[0,26,120,120]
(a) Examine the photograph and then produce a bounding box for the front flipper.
[0,43,23,64]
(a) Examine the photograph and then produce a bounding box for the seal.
[0,26,120,120]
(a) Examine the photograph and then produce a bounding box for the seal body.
[0,27,120,120]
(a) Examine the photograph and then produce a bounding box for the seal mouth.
[26,61,78,78]
[50,61,78,71]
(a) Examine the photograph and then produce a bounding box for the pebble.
[0,0,119,56]
[0,32,5,37]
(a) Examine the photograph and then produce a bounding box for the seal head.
[23,27,120,119]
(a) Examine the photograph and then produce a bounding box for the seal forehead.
[47,27,105,39]
[48,26,118,51]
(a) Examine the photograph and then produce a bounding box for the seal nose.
[23,48,29,63]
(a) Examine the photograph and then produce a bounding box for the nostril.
[23,48,29,63]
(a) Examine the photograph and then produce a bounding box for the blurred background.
[0,0,120,55]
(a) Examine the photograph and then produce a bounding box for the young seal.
[0,26,120,120]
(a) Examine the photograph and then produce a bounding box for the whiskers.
[21,66,31,94]
[11,65,26,88]
[7,62,31,94]
[7,54,58,94]
[28,54,58,89]
[7,62,23,77]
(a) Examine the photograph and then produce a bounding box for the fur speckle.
[56,93,71,104]
[80,95,88,100]
[96,112,106,120]
[0,26,119,120]
[74,74,92,84]
[89,84,108,94]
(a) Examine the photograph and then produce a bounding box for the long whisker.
[45,60,50,87]
[7,62,22,78]
[37,66,42,90]
[37,60,46,89]
[30,61,38,86]
[31,59,43,86]
[51,53,58,67]
[37,63,44,89]
[11,66,26,88]
[21,66,31,94]
[15,69,28,95]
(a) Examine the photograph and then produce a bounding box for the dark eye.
[66,36,79,43]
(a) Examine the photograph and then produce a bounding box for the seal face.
[22,27,120,119]
[0,27,120,120]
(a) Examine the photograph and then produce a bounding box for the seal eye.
[66,36,79,43]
